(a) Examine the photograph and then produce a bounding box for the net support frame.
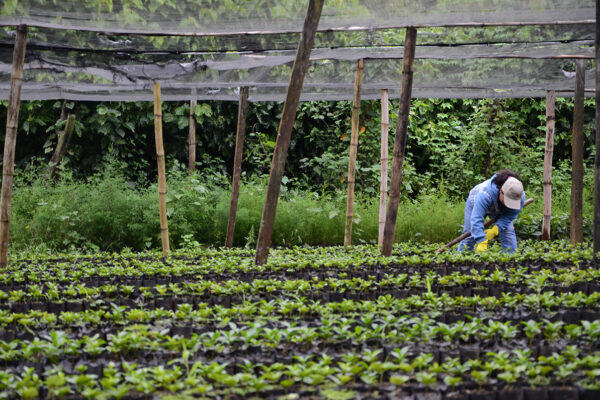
[0,24,27,268]
[381,26,417,257]
[542,90,555,241]
[254,0,324,266]
[594,0,600,255]
[153,82,171,258]
[378,89,389,246]
[344,58,364,247]
[226,86,249,248]
[570,59,585,244]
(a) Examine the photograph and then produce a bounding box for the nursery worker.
[458,169,525,253]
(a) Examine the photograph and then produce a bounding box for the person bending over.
[458,169,525,253]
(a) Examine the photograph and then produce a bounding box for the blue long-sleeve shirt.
[470,175,525,244]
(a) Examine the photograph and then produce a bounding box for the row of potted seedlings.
[0,241,598,398]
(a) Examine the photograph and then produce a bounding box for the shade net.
[0,45,592,101]
[0,0,592,35]
[0,1,595,101]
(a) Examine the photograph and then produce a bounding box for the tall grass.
[7,164,586,252]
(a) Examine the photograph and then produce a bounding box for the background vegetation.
[0,95,596,251]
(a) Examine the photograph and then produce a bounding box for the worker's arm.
[470,191,492,244]
[495,192,526,232]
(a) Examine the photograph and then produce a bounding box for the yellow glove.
[475,240,488,253]
[485,225,499,241]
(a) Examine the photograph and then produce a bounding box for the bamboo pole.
[188,99,196,174]
[254,0,324,265]
[153,83,170,258]
[378,89,389,246]
[542,90,555,241]
[0,25,27,268]
[344,58,364,247]
[594,0,600,256]
[381,27,417,257]
[570,59,585,244]
[48,114,76,181]
[226,86,249,247]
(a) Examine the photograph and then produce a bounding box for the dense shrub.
[6,160,590,252]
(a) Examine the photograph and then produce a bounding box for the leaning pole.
[254,0,324,265]
[381,27,417,257]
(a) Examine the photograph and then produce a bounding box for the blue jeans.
[457,191,517,253]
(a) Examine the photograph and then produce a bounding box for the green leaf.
[390,375,409,385]
[320,388,357,400]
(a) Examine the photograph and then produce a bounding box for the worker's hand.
[475,240,488,253]
[484,225,499,241]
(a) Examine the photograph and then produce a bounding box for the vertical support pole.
[381,27,417,257]
[594,0,600,255]
[225,86,249,247]
[542,90,555,241]
[344,59,364,247]
[153,83,170,258]
[188,99,196,174]
[378,89,389,246]
[570,59,585,244]
[0,25,27,268]
[254,0,324,265]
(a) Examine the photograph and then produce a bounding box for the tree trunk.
[381,27,417,257]
[153,83,170,258]
[570,59,585,244]
[254,0,324,265]
[542,90,555,241]
[378,89,389,246]
[48,114,76,181]
[344,58,364,247]
[0,25,27,268]
[226,87,249,247]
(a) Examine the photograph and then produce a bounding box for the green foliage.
[1,90,597,253]
[2,95,596,202]
[7,159,587,252]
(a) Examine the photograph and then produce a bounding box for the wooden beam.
[381,27,417,257]
[48,114,76,181]
[344,58,364,247]
[542,90,555,241]
[594,0,600,255]
[188,99,196,174]
[571,59,585,244]
[378,89,390,246]
[254,0,324,265]
[0,25,27,268]
[153,83,170,258]
[226,86,249,247]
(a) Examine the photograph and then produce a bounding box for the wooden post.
[48,114,76,180]
[570,59,585,244]
[188,99,196,174]
[254,0,324,265]
[381,27,417,257]
[344,59,364,247]
[0,25,27,268]
[153,83,170,258]
[594,0,600,256]
[378,89,389,246]
[542,91,555,241]
[225,86,249,247]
